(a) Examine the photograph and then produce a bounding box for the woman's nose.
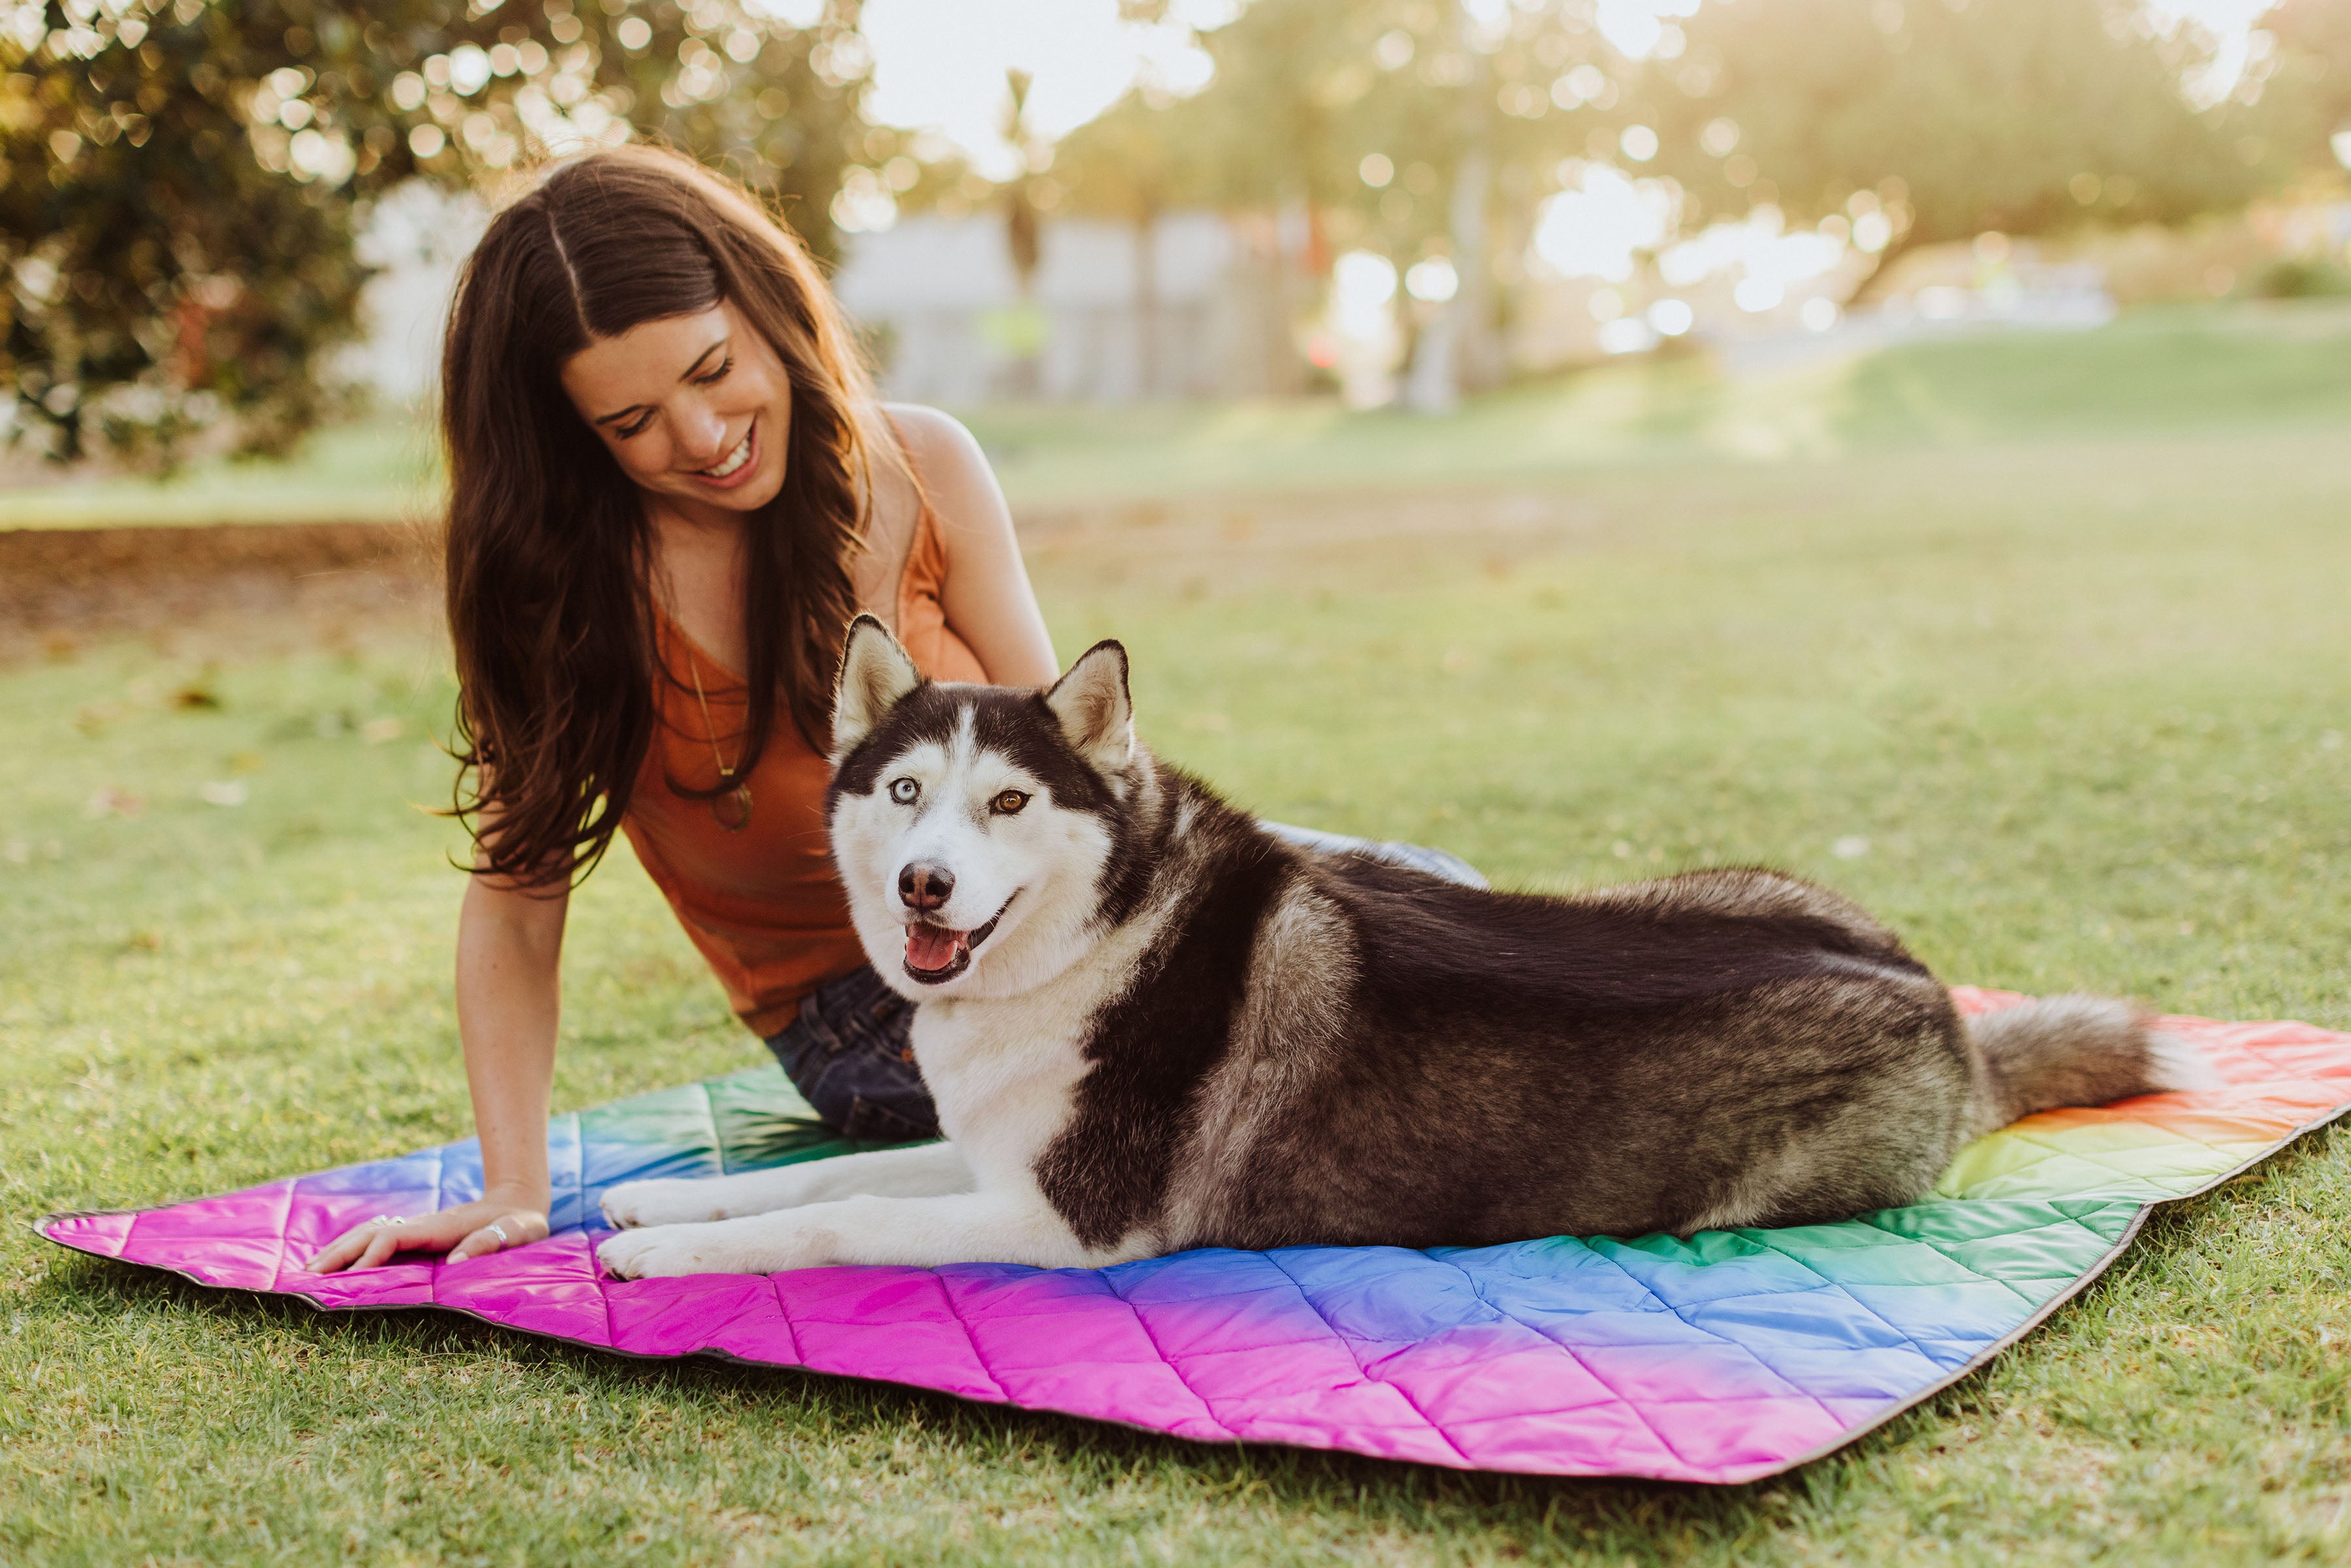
[673,408,728,466]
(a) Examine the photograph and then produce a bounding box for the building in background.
[832,212,1296,404]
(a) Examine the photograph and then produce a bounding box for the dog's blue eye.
[889,778,919,805]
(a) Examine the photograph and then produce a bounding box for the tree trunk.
[1134,206,1160,397]
[1409,0,1501,413]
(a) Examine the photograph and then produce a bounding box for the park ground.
[3,305,2351,1564]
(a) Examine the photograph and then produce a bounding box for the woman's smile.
[689,418,758,487]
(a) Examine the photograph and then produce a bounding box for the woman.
[308,147,1475,1273]
[305,146,1061,1273]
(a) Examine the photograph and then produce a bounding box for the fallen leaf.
[85,786,145,819]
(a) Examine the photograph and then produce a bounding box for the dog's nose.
[898,861,955,914]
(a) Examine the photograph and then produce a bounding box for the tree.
[1051,0,1631,401]
[2261,0,2351,178]
[1,0,881,466]
[1626,0,2284,263]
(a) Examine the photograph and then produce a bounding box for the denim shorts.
[763,824,1485,1140]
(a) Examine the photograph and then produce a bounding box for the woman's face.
[559,298,792,517]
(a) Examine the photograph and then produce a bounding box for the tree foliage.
[1,0,879,465]
[2262,0,2351,176]
[1629,0,2284,251]
[1061,0,2297,271]
[1056,0,1618,264]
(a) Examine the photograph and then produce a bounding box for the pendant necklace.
[687,656,754,832]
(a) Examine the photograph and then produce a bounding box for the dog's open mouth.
[902,895,1014,985]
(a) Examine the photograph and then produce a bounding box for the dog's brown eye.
[992,790,1029,815]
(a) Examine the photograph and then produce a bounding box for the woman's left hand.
[303,1196,551,1273]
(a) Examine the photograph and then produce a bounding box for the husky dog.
[595,618,2209,1279]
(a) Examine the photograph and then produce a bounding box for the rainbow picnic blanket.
[38,988,2351,1484]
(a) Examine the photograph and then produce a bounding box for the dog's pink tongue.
[905,923,964,970]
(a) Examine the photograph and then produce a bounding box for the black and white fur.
[595,618,2211,1278]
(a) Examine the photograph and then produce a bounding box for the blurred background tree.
[2263,0,2351,172]
[1,0,877,466]
[1627,0,2290,272]
[8,0,2346,458]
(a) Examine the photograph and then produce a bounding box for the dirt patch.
[0,485,1618,664]
[0,521,439,664]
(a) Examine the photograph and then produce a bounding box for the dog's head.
[825,615,1140,999]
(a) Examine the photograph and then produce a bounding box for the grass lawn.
[5,319,2351,1563]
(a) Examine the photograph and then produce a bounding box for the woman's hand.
[303,1194,551,1273]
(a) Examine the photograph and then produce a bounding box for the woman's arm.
[889,404,1061,687]
[304,857,567,1271]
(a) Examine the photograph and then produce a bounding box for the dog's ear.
[1044,639,1133,773]
[832,614,921,758]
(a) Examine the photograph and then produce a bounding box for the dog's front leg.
[600,1142,973,1228]
[596,1189,1096,1278]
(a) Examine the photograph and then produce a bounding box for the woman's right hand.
[303,1194,551,1273]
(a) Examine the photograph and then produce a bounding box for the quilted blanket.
[37,987,2351,1484]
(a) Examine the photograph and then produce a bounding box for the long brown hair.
[441,146,880,889]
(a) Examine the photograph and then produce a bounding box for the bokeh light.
[1404,257,1460,304]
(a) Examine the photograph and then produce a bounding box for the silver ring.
[487,1223,510,1246]
[384,1215,407,1228]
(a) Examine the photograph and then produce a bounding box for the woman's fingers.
[302,1228,366,1272]
[305,1216,412,1273]
[304,1205,552,1272]
[447,1209,551,1264]
[306,1213,441,1272]
[355,1226,406,1270]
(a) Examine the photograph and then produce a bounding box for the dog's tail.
[1966,995,2218,1136]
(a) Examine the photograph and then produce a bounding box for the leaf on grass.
[84,786,144,819]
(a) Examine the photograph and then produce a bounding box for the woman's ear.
[832,614,921,757]
[1044,640,1133,773]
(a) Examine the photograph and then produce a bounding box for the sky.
[859,0,1226,180]
[855,0,2285,176]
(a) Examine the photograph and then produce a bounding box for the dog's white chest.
[910,993,1093,1186]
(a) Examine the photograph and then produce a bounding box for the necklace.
[687,656,754,832]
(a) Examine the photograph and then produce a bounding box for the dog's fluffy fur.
[595,619,2211,1278]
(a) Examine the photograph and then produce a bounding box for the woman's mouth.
[690,421,758,487]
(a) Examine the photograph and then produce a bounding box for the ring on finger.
[487,1223,509,1247]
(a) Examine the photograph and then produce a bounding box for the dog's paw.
[599,1177,733,1230]
[596,1219,824,1279]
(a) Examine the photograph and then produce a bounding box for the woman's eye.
[618,415,653,439]
[888,778,920,805]
[992,790,1029,815]
[694,356,733,385]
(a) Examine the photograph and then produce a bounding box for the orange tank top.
[618,500,987,1036]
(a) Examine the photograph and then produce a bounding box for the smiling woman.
[304,146,1061,1275]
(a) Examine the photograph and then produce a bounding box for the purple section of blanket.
[48,1204,1866,1477]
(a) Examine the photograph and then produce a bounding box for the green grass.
[0,411,441,530]
[5,325,2351,1561]
[5,300,2349,527]
[971,301,2351,505]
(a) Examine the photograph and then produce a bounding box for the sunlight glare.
[1405,257,1460,304]
[861,0,1218,178]
[1333,251,1399,336]
[1530,164,1677,283]
[1595,0,1700,61]
[1659,206,1844,298]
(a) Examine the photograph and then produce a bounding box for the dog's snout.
[898,861,955,913]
